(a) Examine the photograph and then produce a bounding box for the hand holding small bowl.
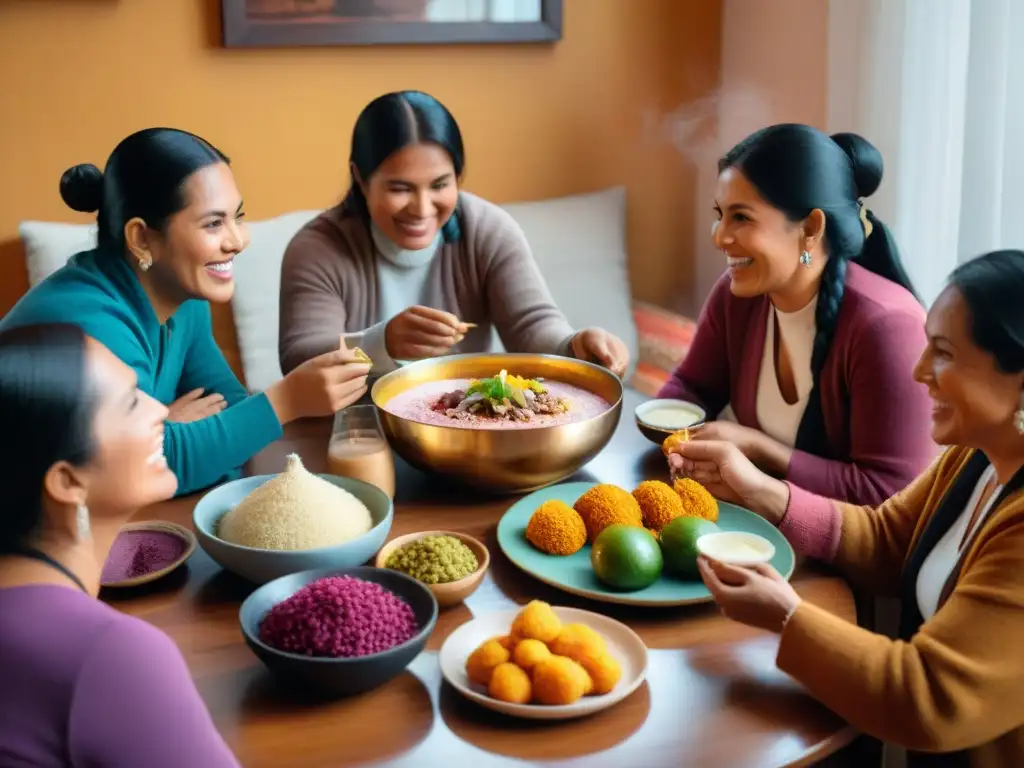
[697,555,802,635]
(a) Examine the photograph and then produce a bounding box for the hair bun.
[59,164,104,213]
[830,132,883,199]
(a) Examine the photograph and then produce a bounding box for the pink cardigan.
[658,264,937,505]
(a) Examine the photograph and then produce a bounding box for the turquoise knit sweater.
[0,250,283,495]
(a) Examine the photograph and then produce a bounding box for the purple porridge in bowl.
[383,369,612,430]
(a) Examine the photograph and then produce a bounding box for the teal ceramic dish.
[496,481,795,606]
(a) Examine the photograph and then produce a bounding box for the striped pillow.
[628,302,696,396]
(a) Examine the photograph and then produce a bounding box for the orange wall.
[690,0,829,308]
[0,0,720,373]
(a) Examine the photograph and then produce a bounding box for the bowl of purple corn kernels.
[239,565,438,697]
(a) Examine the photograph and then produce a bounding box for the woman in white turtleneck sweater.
[278,90,628,378]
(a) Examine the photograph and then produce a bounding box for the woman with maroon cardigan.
[661,124,935,505]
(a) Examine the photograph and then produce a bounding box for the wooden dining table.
[111,388,859,768]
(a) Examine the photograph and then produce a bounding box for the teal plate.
[497,481,796,607]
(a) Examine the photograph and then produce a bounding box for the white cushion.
[230,210,322,393]
[500,186,638,370]
[19,221,97,287]
[17,187,638,392]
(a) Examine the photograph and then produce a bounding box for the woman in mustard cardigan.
[669,249,1024,766]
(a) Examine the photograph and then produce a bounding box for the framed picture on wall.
[221,0,563,48]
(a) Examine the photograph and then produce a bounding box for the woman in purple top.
[661,124,935,505]
[0,323,238,767]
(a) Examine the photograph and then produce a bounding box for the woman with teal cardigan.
[1,128,370,495]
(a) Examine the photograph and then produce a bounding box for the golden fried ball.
[466,639,510,686]
[573,484,643,542]
[549,623,607,664]
[632,480,685,531]
[532,655,592,706]
[510,600,562,644]
[674,477,719,523]
[492,635,514,651]
[661,428,691,457]
[488,662,532,704]
[580,653,622,695]
[526,500,587,555]
[512,638,552,671]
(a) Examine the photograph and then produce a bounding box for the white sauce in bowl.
[636,400,705,430]
[696,532,775,566]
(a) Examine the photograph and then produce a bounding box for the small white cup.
[696,531,775,567]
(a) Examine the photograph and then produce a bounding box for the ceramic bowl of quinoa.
[193,469,393,585]
[239,565,438,697]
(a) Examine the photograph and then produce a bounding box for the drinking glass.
[327,405,396,499]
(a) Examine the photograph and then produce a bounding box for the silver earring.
[1015,394,1024,435]
[799,251,812,268]
[75,503,90,541]
[138,259,151,272]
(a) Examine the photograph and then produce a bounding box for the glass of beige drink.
[327,405,396,500]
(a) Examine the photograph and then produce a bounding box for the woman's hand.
[570,327,630,377]
[266,349,371,425]
[167,388,226,423]
[689,421,792,475]
[667,439,790,524]
[385,306,469,360]
[698,557,802,634]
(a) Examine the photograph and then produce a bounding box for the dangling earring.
[75,503,90,541]
[799,250,812,268]
[1015,392,1024,436]
[138,258,151,272]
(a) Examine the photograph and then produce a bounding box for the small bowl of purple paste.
[239,565,438,697]
[100,521,196,589]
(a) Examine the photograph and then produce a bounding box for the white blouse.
[755,296,817,448]
[916,464,1002,620]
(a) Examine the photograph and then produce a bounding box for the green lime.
[591,524,663,590]
[660,516,720,577]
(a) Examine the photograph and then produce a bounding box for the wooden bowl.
[375,530,489,609]
[100,521,197,588]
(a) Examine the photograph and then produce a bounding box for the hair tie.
[858,200,873,239]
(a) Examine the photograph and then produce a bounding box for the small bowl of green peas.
[375,530,489,609]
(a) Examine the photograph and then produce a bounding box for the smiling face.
[913,286,1024,448]
[46,339,177,519]
[712,167,817,299]
[360,142,459,250]
[140,162,249,305]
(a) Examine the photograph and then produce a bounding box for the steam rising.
[645,83,774,167]
[642,84,774,314]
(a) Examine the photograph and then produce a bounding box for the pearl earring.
[1015,393,1024,436]
[75,503,90,541]
[799,251,812,267]
[138,258,151,272]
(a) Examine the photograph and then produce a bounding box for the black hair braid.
[795,252,849,458]
[811,253,849,375]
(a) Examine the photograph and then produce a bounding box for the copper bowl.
[371,353,623,494]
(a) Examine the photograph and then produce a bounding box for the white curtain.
[828,0,1024,306]
[425,0,541,22]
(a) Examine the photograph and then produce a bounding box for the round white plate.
[438,606,648,720]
